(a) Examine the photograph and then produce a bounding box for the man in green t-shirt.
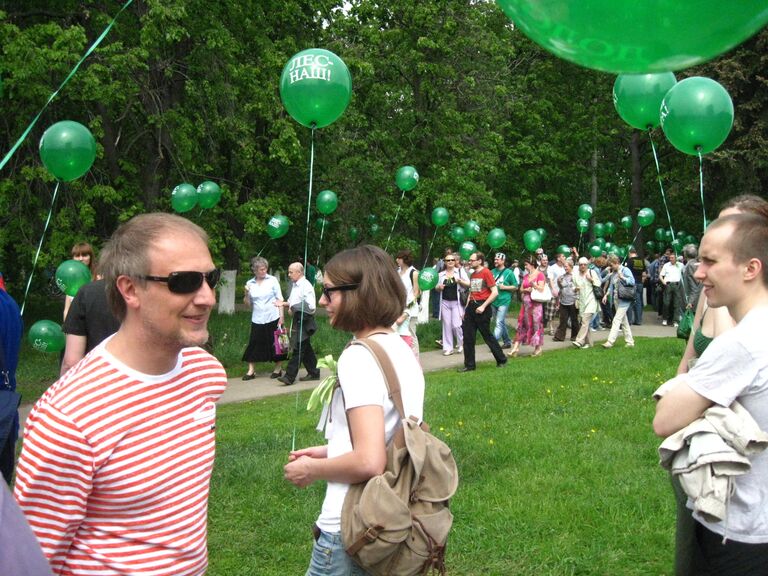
[491,252,518,349]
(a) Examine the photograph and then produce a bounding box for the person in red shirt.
[456,251,508,372]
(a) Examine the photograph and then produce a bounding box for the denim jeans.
[306,530,370,576]
[492,303,511,345]
[627,284,644,325]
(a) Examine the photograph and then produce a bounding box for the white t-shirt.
[660,261,683,283]
[687,306,768,543]
[549,263,565,296]
[316,333,425,533]
[245,275,282,324]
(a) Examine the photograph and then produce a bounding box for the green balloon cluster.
[279,48,352,129]
[39,120,97,181]
[197,181,222,209]
[55,260,92,297]
[317,190,338,215]
[266,214,290,239]
[28,320,65,353]
[487,228,506,249]
[495,0,768,73]
[660,76,734,155]
[613,73,677,130]
[431,207,449,227]
[171,183,198,213]
[395,165,419,192]
[418,267,439,291]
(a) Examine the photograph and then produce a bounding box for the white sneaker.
[662,320,668,326]
[590,327,596,332]
[673,323,679,328]
[457,346,463,353]
[582,344,591,349]
[442,350,454,356]
[602,342,613,349]
[626,343,635,348]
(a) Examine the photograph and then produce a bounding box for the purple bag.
[273,326,289,355]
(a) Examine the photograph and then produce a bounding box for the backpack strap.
[349,337,406,420]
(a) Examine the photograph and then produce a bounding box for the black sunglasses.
[139,269,221,294]
[322,283,359,301]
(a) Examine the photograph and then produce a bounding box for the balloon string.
[622,228,643,265]
[647,130,676,247]
[256,240,270,257]
[316,219,326,267]
[698,150,708,234]
[422,228,438,269]
[384,190,406,253]
[0,0,135,175]
[20,181,61,316]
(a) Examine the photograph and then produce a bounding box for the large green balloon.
[620,215,633,230]
[395,166,419,192]
[316,190,338,215]
[55,260,92,297]
[637,207,656,227]
[523,229,541,252]
[196,181,222,209]
[28,320,65,353]
[495,1,768,73]
[576,218,590,234]
[279,48,352,129]
[613,73,677,130]
[577,204,593,220]
[487,228,506,249]
[593,223,606,238]
[450,225,466,243]
[418,267,439,291]
[464,220,480,240]
[459,241,477,260]
[171,183,198,213]
[660,77,734,155]
[556,244,571,256]
[39,120,97,181]
[431,207,449,227]
[589,245,602,258]
[266,214,290,239]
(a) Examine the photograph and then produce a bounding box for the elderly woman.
[241,256,286,380]
[284,245,424,575]
[572,257,601,349]
[435,252,468,355]
[601,254,635,348]
[508,256,545,358]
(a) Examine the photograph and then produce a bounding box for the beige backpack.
[340,338,459,575]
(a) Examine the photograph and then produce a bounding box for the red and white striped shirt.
[14,345,227,575]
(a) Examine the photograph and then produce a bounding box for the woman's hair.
[324,245,405,332]
[720,194,768,219]
[607,254,621,265]
[523,255,537,268]
[250,256,269,271]
[71,242,95,273]
[595,255,608,267]
[395,249,413,267]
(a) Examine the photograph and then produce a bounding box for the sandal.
[270,370,283,379]
[242,373,256,381]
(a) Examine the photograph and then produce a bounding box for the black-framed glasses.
[139,269,221,294]
[322,283,359,301]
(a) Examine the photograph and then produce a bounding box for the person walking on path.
[572,257,601,349]
[14,213,227,576]
[509,256,545,358]
[435,253,467,356]
[554,260,580,342]
[457,251,507,372]
[491,252,518,349]
[661,252,685,327]
[601,254,635,349]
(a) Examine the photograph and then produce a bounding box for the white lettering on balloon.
[288,53,334,84]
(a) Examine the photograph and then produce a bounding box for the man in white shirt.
[660,252,684,327]
[654,213,768,575]
[277,262,319,385]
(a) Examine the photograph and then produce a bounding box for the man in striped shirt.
[15,213,227,575]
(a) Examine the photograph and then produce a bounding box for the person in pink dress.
[509,256,545,357]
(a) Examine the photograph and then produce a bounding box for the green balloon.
[279,48,352,129]
[464,220,480,240]
[657,241,667,253]
[28,320,65,353]
[316,189,338,215]
[459,241,477,260]
[620,215,633,230]
[495,0,768,73]
[556,244,571,256]
[535,228,547,244]
[316,217,328,232]
[196,181,222,209]
[55,259,92,297]
[487,228,506,249]
[171,183,198,213]
[594,237,606,249]
[664,230,674,243]
[593,223,606,238]
[577,218,590,234]
[637,207,655,227]
[39,120,97,181]
[450,225,466,243]
[418,267,439,291]
[685,235,697,246]
[589,245,602,258]
[604,221,616,236]
[645,241,656,253]
[523,229,541,252]
[266,214,290,240]
[654,228,665,242]
[604,241,615,252]
[577,204,593,220]
[671,238,683,253]
[395,165,419,192]
[613,73,677,129]
[369,222,380,236]
[660,77,734,155]
[676,230,687,240]
[367,214,378,225]
[348,226,359,242]
[431,207,449,227]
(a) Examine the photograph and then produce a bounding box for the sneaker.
[572,341,583,349]
[602,342,613,349]
[673,323,679,328]
[662,320,668,326]
[501,343,512,350]
[442,350,454,356]
[626,343,635,348]
[590,327,597,332]
[299,372,321,381]
[582,344,591,349]
[457,346,463,353]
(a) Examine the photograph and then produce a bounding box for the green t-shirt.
[492,267,517,307]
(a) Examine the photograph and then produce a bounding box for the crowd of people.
[1,194,767,576]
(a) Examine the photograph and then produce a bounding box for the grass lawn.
[207,336,684,576]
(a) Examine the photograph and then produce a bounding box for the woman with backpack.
[284,245,425,576]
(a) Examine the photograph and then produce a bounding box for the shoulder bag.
[530,274,552,303]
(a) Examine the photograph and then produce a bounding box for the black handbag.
[617,278,636,301]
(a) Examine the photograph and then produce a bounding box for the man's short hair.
[710,213,768,287]
[324,245,405,332]
[682,244,698,260]
[472,252,485,265]
[290,262,304,275]
[100,213,210,321]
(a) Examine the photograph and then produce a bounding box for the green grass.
[207,337,684,576]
